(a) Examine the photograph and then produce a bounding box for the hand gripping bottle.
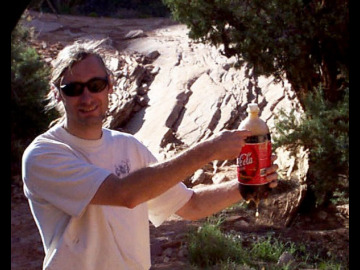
[237,103,272,216]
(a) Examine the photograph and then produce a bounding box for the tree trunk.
[321,55,340,103]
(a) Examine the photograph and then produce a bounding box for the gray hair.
[45,38,113,125]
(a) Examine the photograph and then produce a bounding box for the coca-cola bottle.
[237,103,272,216]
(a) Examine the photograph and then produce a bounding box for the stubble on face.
[60,55,112,139]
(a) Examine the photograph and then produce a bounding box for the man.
[22,39,278,270]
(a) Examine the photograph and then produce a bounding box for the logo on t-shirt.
[115,159,130,178]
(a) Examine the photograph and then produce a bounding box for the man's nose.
[79,86,93,101]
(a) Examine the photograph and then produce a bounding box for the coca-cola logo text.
[237,152,253,167]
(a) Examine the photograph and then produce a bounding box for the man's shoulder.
[102,128,151,154]
[24,125,74,157]
[103,128,138,142]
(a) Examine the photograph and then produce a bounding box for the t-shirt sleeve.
[130,137,194,227]
[147,182,193,227]
[22,142,111,217]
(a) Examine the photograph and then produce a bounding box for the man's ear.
[51,83,62,102]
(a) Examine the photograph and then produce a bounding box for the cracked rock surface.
[12,10,348,270]
[21,7,309,235]
[23,10,302,159]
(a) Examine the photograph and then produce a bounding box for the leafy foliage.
[188,222,247,267]
[163,0,348,102]
[11,22,58,179]
[250,235,290,262]
[273,86,349,206]
[187,219,347,269]
[163,0,349,208]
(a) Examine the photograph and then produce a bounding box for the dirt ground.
[11,10,349,269]
[147,179,349,269]
[11,178,349,269]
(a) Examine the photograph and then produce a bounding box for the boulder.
[21,11,309,228]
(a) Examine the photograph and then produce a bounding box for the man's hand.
[267,154,279,187]
[177,154,279,221]
[205,129,252,161]
[239,154,279,201]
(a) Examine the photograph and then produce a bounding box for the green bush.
[250,236,285,262]
[187,222,248,267]
[273,86,349,206]
[163,0,348,102]
[11,22,58,181]
[187,220,347,269]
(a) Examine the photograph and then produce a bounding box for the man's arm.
[176,159,279,221]
[176,179,242,220]
[90,130,251,208]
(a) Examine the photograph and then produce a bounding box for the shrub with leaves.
[187,222,248,267]
[186,219,346,269]
[273,86,349,206]
[11,22,58,180]
[163,0,348,102]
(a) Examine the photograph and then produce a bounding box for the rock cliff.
[22,10,308,226]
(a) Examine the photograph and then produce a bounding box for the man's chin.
[78,115,106,127]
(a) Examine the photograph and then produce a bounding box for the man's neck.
[63,121,103,140]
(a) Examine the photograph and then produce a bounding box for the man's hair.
[45,38,113,125]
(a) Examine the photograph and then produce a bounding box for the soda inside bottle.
[237,103,272,216]
[238,183,272,217]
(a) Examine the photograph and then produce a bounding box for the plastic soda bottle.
[237,103,272,216]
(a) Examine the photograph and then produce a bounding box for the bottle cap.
[247,103,259,113]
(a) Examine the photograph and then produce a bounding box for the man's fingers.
[268,180,278,188]
[266,162,278,183]
[266,163,278,175]
[237,129,252,138]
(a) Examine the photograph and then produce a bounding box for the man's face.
[59,55,112,131]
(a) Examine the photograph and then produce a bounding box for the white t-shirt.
[22,124,193,270]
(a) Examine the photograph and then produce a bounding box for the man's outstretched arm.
[90,130,251,208]
[175,156,278,221]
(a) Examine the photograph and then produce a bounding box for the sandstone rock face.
[22,10,308,226]
[119,25,303,161]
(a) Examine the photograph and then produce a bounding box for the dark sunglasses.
[60,77,109,97]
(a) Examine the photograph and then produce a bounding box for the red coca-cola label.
[237,134,272,185]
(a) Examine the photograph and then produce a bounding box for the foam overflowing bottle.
[237,103,272,217]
